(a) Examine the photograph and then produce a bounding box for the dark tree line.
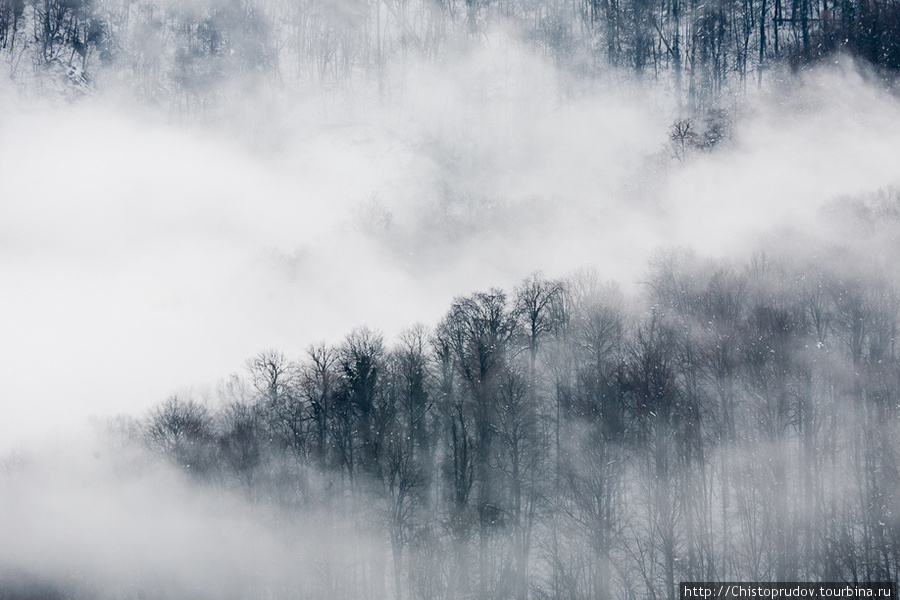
[121,193,900,600]
[1,0,899,109]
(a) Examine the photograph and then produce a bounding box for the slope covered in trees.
[2,0,899,110]
[46,189,896,600]
[2,0,900,597]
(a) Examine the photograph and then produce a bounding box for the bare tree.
[145,395,215,476]
[437,288,517,599]
[301,343,338,473]
[217,400,262,492]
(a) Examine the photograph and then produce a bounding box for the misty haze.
[1,0,900,598]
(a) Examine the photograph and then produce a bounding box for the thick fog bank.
[1,193,898,598]
[0,432,380,600]
[2,50,900,450]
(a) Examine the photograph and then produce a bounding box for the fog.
[3,48,898,449]
[0,434,370,598]
[2,11,900,596]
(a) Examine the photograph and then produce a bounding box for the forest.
[1,0,899,111]
[32,189,888,600]
[2,0,900,597]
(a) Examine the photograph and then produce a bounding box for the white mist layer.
[0,437,351,598]
[1,44,899,450]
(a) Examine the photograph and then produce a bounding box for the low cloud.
[1,40,898,451]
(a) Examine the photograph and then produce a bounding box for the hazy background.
[2,43,900,451]
[0,0,898,593]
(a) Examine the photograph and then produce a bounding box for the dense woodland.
[79,192,900,600]
[3,0,900,598]
[1,0,899,110]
